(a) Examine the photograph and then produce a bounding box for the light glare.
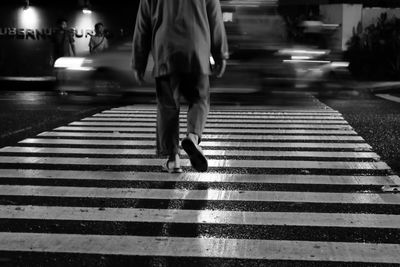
[291,56,312,60]
[54,57,85,68]
[19,6,39,28]
[210,56,215,65]
[54,57,94,71]
[331,61,349,68]
[82,8,92,15]
[279,49,329,55]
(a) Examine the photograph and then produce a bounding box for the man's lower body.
[155,73,210,172]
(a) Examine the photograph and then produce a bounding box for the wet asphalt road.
[318,90,400,175]
[0,88,399,266]
[0,92,114,148]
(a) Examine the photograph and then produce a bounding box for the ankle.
[168,153,180,162]
[187,133,199,144]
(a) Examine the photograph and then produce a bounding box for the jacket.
[132,0,229,77]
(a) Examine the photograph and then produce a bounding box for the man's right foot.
[182,136,208,172]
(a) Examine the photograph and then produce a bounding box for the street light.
[82,0,92,14]
[82,6,92,14]
[20,0,39,28]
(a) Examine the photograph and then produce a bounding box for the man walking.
[51,18,76,64]
[51,18,76,95]
[132,0,228,172]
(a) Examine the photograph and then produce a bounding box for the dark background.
[0,0,140,77]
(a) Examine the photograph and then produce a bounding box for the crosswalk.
[0,99,399,265]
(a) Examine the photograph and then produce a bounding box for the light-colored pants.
[155,74,210,157]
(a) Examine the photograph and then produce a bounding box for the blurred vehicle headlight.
[210,56,215,66]
[54,57,94,71]
[277,48,330,61]
[330,61,349,68]
[291,56,312,60]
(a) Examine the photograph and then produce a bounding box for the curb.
[0,76,56,82]
[0,77,56,91]
[364,82,400,94]
[1,76,400,94]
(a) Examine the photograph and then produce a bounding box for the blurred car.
[215,3,297,91]
[54,41,154,94]
[217,3,349,91]
[277,46,349,89]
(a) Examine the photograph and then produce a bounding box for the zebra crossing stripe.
[109,111,340,114]
[37,132,364,141]
[97,113,344,118]
[106,109,340,113]
[1,185,400,204]
[109,111,339,114]
[85,116,346,122]
[107,107,338,111]
[113,106,336,110]
[53,127,358,135]
[57,122,352,131]
[0,146,379,159]
[2,206,400,228]
[0,232,398,263]
[105,108,340,112]
[71,120,349,125]
[19,138,371,149]
[56,124,354,130]
[93,114,344,120]
[0,157,388,170]
[109,109,340,114]
[0,169,397,185]
[96,113,344,117]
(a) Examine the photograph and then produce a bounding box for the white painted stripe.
[76,120,349,125]
[116,104,335,109]
[98,112,343,117]
[86,117,348,126]
[0,146,159,155]
[37,132,364,141]
[19,138,372,149]
[108,109,340,115]
[110,107,338,111]
[0,156,390,170]
[54,127,358,135]
[0,169,397,185]
[116,103,334,109]
[124,105,335,109]
[0,147,379,159]
[82,116,340,122]
[2,206,400,228]
[1,185,399,204]
[56,124,354,130]
[0,233,398,262]
[111,109,339,113]
[106,110,342,117]
[93,114,343,120]
[106,109,341,113]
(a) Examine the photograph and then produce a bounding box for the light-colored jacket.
[132,0,229,77]
[89,35,108,54]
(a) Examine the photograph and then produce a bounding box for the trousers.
[155,73,210,157]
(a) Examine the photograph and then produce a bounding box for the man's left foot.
[162,159,183,173]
